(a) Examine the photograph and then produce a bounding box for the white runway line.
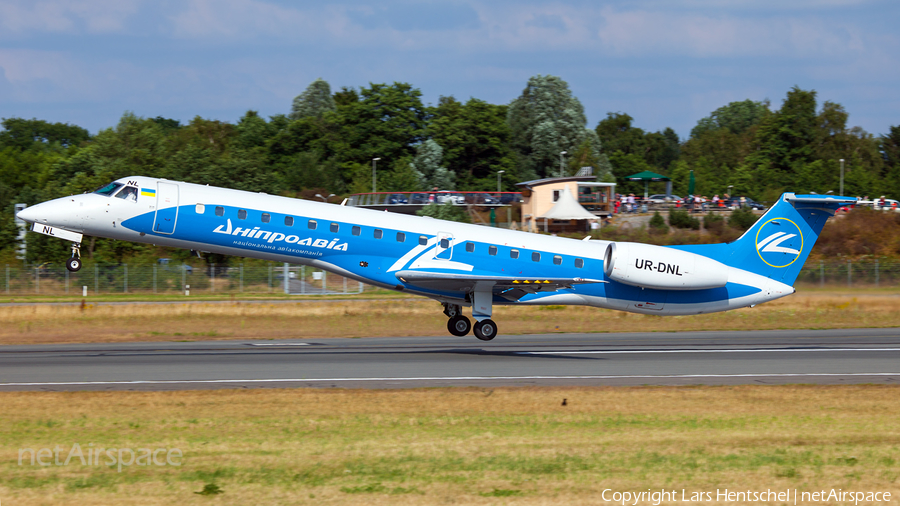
[516,347,900,355]
[246,343,311,346]
[2,372,900,387]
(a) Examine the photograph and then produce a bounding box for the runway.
[1,328,899,391]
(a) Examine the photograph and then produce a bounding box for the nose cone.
[16,206,38,223]
[16,198,83,230]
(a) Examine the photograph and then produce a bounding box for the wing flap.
[395,270,606,300]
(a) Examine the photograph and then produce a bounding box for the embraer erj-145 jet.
[17,177,855,341]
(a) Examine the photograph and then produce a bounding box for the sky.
[1,0,898,141]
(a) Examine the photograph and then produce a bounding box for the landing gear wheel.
[473,319,498,341]
[65,257,82,272]
[447,315,471,336]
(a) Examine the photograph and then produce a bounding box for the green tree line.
[2,76,898,264]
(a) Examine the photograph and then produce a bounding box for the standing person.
[740,196,746,209]
[614,194,621,214]
[712,194,720,208]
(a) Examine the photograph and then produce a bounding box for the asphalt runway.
[1,328,899,391]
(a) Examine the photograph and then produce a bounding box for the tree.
[0,117,90,149]
[409,139,453,190]
[507,75,595,180]
[690,99,768,138]
[429,96,515,189]
[290,78,336,120]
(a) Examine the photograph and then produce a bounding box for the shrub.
[649,211,669,235]
[703,212,725,233]
[668,209,700,230]
[728,207,759,231]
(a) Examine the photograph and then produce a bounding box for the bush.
[649,211,669,235]
[416,203,471,223]
[703,212,725,233]
[728,207,759,231]
[668,209,700,230]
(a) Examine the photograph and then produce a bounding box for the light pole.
[372,158,381,193]
[839,158,844,196]
[559,151,567,178]
[315,193,336,203]
[497,170,505,193]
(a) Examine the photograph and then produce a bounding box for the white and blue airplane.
[17,176,855,341]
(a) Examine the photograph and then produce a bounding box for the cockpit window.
[93,182,123,196]
[115,186,139,202]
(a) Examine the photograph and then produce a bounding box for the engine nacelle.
[604,242,729,290]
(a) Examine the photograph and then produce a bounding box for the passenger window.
[465,242,474,253]
[489,245,497,256]
[352,226,361,236]
[575,258,584,268]
[330,223,339,233]
[261,213,270,223]
[396,232,405,242]
[532,252,541,262]
[284,216,294,226]
[419,235,427,245]
[215,206,224,217]
[308,220,317,230]
[510,249,519,259]
[238,209,247,220]
[553,255,562,265]
[195,204,205,214]
[374,229,383,239]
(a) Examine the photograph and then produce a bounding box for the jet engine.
[603,242,729,290]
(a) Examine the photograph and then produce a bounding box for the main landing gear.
[66,243,82,272]
[442,301,498,341]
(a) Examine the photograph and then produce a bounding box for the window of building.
[510,249,519,259]
[488,245,498,256]
[532,252,541,262]
[308,220,317,230]
[195,204,205,214]
[465,242,474,253]
[215,206,224,217]
[396,232,405,242]
[330,223,339,233]
[352,226,361,236]
[575,258,584,268]
[553,190,560,202]
[374,229,383,239]
[284,216,294,226]
[553,255,562,265]
[238,209,247,220]
[261,213,270,223]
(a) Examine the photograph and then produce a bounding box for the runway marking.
[246,343,312,346]
[516,347,900,355]
[2,372,899,387]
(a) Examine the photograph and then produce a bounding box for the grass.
[1,386,899,505]
[1,290,899,345]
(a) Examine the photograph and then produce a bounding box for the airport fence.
[4,259,899,296]
[3,263,375,296]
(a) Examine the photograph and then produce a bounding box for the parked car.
[435,191,465,204]
[409,193,430,204]
[499,193,523,204]
[646,194,681,204]
[158,258,193,274]
[388,194,409,204]
[464,192,499,205]
[726,197,766,211]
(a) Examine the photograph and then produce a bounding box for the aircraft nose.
[16,198,82,230]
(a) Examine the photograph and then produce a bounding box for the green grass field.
[1,386,899,505]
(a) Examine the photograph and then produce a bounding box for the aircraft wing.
[394,270,607,301]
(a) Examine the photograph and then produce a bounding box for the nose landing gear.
[66,243,83,272]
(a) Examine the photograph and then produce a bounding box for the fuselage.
[20,176,795,315]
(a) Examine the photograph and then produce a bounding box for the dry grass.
[1,386,899,505]
[1,292,899,345]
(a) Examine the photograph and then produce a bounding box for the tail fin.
[722,193,855,285]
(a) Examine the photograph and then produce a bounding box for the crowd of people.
[612,193,747,214]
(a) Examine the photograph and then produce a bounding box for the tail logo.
[755,218,804,268]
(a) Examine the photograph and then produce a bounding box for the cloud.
[0,0,139,35]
